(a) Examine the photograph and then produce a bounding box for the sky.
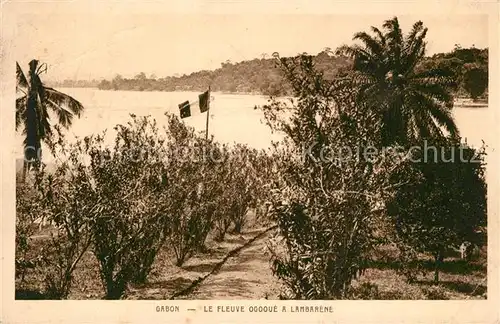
[12,11,489,81]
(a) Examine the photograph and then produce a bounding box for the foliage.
[462,64,488,100]
[15,181,46,284]
[386,137,487,283]
[209,144,273,241]
[419,47,488,98]
[226,145,259,233]
[336,17,459,146]
[210,144,234,242]
[162,116,225,263]
[211,144,256,240]
[15,163,93,299]
[261,54,413,299]
[84,115,174,296]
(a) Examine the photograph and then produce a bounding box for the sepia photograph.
[1,0,499,323]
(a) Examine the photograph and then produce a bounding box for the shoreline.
[54,87,488,107]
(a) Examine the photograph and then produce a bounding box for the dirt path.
[176,227,281,300]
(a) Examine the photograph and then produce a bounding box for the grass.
[350,245,487,300]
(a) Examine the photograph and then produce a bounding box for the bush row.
[16,113,275,299]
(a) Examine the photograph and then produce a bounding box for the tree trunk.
[434,252,443,284]
[175,251,187,267]
[233,221,242,234]
[105,281,126,300]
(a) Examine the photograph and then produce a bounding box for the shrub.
[227,144,259,233]
[15,110,284,298]
[211,145,234,242]
[86,115,173,296]
[462,63,488,100]
[212,144,270,241]
[15,181,46,285]
[29,115,173,298]
[387,138,487,283]
[15,163,94,299]
[162,114,222,264]
[261,54,412,299]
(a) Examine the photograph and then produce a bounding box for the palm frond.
[405,21,424,46]
[370,26,386,46]
[38,102,53,140]
[16,96,27,131]
[403,93,420,141]
[335,44,360,58]
[410,95,444,141]
[44,87,85,118]
[414,92,459,139]
[406,41,428,75]
[383,17,403,67]
[402,29,428,73]
[383,17,403,46]
[336,44,377,63]
[16,62,28,90]
[45,98,74,128]
[356,82,386,110]
[412,109,434,139]
[337,44,383,77]
[412,83,454,105]
[342,17,459,146]
[353,32,385,57]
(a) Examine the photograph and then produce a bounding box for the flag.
[179,100,191,119]
[199,90,210,113]
[178,89,210,118]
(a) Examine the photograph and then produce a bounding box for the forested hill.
[91,52,350,96]
[49,47,488,98]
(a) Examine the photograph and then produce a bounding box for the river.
[14,88,492,166]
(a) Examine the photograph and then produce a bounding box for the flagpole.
[205,85,210,141]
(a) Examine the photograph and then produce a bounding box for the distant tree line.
[417,45,488,100]
[93,53,350,96]
[46,79,101,89]
[49,46,487,100]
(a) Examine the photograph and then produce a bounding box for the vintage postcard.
[1,0,499,323]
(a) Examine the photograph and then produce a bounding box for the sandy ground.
[124,226,281,300]
[185,232,280,300]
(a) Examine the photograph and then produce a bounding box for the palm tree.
[336,17,459,146]
[16,59,84,179]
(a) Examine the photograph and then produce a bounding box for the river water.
[14,88,493,166]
